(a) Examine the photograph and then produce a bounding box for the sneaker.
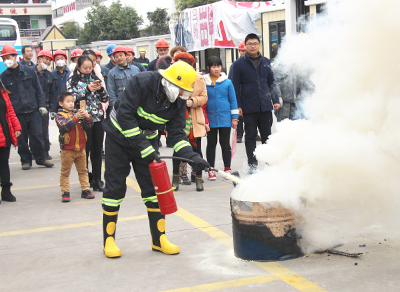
[21,163,31,170]
[224,167,232,175]
[179,175,191,185]
[46,153,52,160]
[248,165,258,175]
[208,169,217,181]
[37,160,54,168]
[61,192,70,203]
[81,189,95,199]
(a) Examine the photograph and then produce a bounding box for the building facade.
[0,1,52,45]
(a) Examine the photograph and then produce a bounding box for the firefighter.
[102,61,210,258]
[148,38,169,71]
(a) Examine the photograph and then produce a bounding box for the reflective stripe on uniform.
[102,198,124,207]
[143,130,158,140]
[137,107,168,124]
[143,196,158,203]
[110,110,141,138]
[141,145,155,158]
[173,140,191,152]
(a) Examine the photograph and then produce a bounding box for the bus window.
[0,25,17,41]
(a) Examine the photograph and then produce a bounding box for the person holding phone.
[67,55,109,192]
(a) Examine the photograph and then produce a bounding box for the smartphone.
[80,100,86,110]
[93,80,100,85]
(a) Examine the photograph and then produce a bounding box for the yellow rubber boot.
[103,209,121,258]
[147,208,180,255]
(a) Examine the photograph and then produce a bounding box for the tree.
[78,1,143,45]
[175,0,255,12]
[175,0,219,11]
[141,8,170,37]
[62,22,79,39]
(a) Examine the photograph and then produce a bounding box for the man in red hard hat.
[125,45,145,72]
[148,38,169,71]
[34,49,55,160]
[50,49,71,118]
[0,45,54,170]
[107,46,140,109]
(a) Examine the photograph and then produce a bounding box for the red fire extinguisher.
[149,160,178,215]
[149,157,194,215]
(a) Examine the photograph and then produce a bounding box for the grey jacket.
[107,63,140,106]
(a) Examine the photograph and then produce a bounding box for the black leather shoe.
[93,180,104,192]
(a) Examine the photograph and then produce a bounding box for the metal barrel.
[231,198,303,261]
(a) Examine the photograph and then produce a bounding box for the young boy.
[56,92,94,202]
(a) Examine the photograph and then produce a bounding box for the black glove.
[192,156,210,173]
[144,150,161,164]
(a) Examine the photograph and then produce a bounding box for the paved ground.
[0,121,399,292]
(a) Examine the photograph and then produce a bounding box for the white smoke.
[232,0,400,252]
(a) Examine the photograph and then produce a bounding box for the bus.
[0,18,22,73]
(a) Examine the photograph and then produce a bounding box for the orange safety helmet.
[112,45,127,56]
[53,49,67,60]
[0,45,18,57]
[37,49,53,61]
[94,50,102,59]
[238,41,246,51]
[125,45,135,57]
[155,38,169,49]
[70,48,83,61]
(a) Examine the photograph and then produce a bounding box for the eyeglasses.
[246,42,260,47]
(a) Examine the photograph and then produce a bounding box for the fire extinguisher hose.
[158,156,194,163]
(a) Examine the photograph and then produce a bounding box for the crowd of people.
[0,33,299,257]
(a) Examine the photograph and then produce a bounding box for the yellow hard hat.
[139,48,146,53]
[272,43,277,47]
[159,61,197,92]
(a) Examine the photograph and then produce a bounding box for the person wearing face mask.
[0,45,54,170]
[50,50,71,116]
[101,61,210,258]
[34,49,55,160]
[67,55,109,193]
[147,38,170,71]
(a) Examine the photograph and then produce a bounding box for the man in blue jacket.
[50,50,70,117]
[34,49,54,160]
[231,33,281,174]
[107,46,140,108]
[0,45,53,170]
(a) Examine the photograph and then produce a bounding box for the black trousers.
[206,127,231,168]
[237,116,244,139]
[0,146,11,186]
[103,134,159,212]
[172,137,202,175]
[42,112,50,153]
[243,111,273,166]
[16,111,46,164]
[85,121,104,180]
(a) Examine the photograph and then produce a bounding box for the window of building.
[269,20,285,61]
[31,19,39,29]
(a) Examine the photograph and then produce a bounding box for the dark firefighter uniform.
[102,62,208,258]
